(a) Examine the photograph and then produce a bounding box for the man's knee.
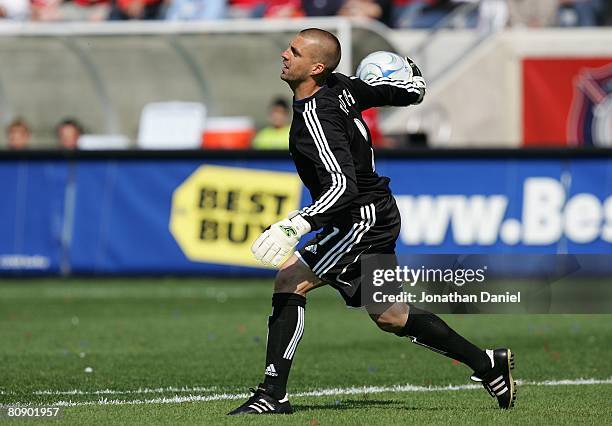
[273,256,321,296]
[274,267,301,294]
[369,303,408,334]
[372,311,404,333]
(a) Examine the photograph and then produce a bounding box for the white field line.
[4,378,611,407]
[31,386,220,396]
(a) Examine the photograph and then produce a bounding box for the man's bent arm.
[296,102,358,230]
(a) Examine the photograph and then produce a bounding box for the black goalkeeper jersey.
[290,72,425,230]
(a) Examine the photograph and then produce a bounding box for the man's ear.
[311,62,325,77]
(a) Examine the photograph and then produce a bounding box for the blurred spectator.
[303,0,391,24]
[338,0,393,25]
[263,0,303,18]
[6,118,31,150]
[227,0,262,18]
[557,0,603,27]
[165,0,226,20]
[476,0,508,32]
[394,0,457,28]
[507,0,558,27]
[108,0,162,19]
[56,118,83,150]
[252,98,290,150]
[302,0,343,16]
[30,0,61,20]
[450,0,509,32]
[60,0,111,21]
[0,0,29,19]
[451,0,476,24]
[228,0,303,18]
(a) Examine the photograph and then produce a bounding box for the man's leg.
[367,302,516,409]
[228,255,323,415]
[261,255,323,399]
[368,302,491,375]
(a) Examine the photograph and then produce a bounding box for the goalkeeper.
[229,28,516,415]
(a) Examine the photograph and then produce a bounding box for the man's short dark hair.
[55,118,83,135]
[299,28,342,83]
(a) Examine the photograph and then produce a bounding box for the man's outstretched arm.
[349,57,426,110]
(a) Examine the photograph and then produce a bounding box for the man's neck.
[291,80,322,101]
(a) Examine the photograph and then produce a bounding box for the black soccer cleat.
[471,348,517,409]
[227,384,293,415]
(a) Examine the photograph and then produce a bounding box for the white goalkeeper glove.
[251,212,311,267]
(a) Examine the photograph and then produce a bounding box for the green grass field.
[1,279,611,425]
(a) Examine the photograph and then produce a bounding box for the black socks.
[261,296,490,399]
[262,293,306,399]
[397,304,491,376]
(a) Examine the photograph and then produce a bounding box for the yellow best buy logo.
[169,165,302,267]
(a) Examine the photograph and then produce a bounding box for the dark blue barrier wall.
[1,150,610,275]
[386,158,612,253]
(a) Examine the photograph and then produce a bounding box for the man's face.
[269,105,289,128]
[280,35,321,83]
[7,125,30,150]
[58,124,80,150]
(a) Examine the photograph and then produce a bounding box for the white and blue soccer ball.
[355,51,413,82]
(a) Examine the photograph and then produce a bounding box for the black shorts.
[296,195,401,307]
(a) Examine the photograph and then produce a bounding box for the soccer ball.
[355,51,413,82]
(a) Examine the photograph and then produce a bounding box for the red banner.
[522,58,612,147]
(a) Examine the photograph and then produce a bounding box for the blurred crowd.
[2,102,282,150]
[2,1,610,151]
[0,0,610,28]
[5,117,84,150]
[3,99,395,150]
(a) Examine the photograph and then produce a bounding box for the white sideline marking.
[32,386,219,396]
[8,378,611,407]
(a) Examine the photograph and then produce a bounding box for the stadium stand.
[0,5,609,149]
